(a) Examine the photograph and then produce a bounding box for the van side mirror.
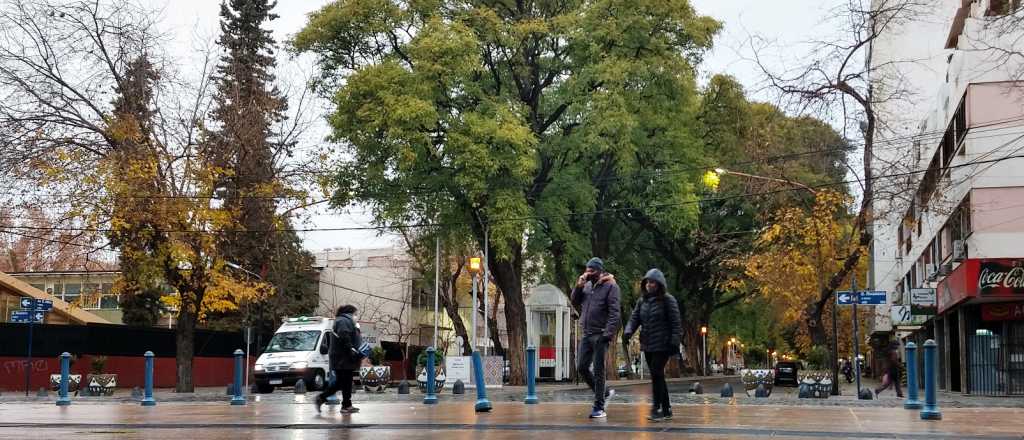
[320,344,329,355]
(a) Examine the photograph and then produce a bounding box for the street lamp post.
[225,261,262,394]
[700,326,708,376]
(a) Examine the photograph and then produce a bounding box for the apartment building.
[871,0,1024,395]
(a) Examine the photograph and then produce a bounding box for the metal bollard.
[423,347,438,404]
[471,351,492,412]
[56,352,71,406]
[231,349,246,405]
[920,339,941,420]
[524,345,538,404]
[141,351,156,407]
[904,342,921,410]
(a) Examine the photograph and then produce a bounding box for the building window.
[100,283,118,309]
[30,283,44,291]
[988,0,1023,15]
[63,283,81,304]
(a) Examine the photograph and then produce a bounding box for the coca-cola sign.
[978,260,1024,295]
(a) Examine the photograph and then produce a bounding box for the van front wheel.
[256,382,275,394]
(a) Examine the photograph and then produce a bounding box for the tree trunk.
[439,285,471,356]
[175,306,196,393]
[487,288,505,357]
[489,252,526,385]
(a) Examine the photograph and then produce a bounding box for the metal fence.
[967,324,1024,396]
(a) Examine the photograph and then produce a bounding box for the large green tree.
[204,0,318,335]
[296,0,720,383]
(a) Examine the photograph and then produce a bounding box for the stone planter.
[740,369,774,397]
[86,373,117,396]
[49,374,82,394]
[360,366,391,393]
[416,366,446,393]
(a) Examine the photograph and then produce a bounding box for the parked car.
[773,361,801,386]
[253,316,333,393]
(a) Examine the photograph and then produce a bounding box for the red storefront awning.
[938,259,1024,314]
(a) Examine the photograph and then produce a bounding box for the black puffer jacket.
[329,313,363,371]
[624,269,682,353]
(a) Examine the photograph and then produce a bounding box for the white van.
[253,316,333,393]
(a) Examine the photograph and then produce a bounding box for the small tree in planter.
[87,356,117,396]
[360,346,390,392]
[416,350,446,392]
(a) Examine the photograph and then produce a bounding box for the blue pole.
[423,346,438,404]
[920,339,942,420]
[525,345,538,404]
[56,352,70,406]
[141,351,156,406]
[903,342,921,409]
[472,350,492,412]
[231,349,246,405]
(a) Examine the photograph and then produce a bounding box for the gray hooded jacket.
[624,269,682,353]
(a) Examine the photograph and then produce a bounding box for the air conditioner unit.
[952,240,967,262]
[939,263,954,276]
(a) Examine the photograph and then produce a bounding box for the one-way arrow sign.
[836,291,855,305]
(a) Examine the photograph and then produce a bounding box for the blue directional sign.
[19,298,53,312]
[36,300,52,312]
[836,290,887,305]
[836,291,856,305]
[858,291,887,305]
[10,310,42,323]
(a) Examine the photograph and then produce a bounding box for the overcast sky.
[159,0,846,252]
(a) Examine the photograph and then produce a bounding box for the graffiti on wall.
[2,359,48,374]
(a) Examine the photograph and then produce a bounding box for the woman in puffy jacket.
[623,268,682,421]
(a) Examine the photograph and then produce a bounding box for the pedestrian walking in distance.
[623,268,682,422]
[316,304,364,414]
[874,344,904,398]
[571,257,621,419]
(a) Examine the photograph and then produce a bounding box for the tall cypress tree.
[207,0,317,334]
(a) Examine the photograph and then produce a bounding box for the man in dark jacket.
[571,257,621,419]
[316,304,362,413]
[623,268,682,421]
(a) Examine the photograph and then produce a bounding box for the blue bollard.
[56,352,71,406]
[471,351,492,412]
[904,342,921,410]
[524,345,538,404]
[230,349,246,406]
[920,339,942,420]
[141,351,156,407]
[423,347,438,404]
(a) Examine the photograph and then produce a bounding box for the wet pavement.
[0,400,1021,439]
[4,375,1022,409]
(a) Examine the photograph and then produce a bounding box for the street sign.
[10,310,42,323]
[836,290,887,305]
[891,305,912,324]
[19,298,52,311]
[836,291,855,305]
[910,288,936,307]
[858,291,887,305]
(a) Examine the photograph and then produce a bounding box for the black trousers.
[577,334,608,410]
[318,369,354,407]
[645,351,671,411]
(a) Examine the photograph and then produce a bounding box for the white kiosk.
[526,284,572,381]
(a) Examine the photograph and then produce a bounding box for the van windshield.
[265,330,321,353]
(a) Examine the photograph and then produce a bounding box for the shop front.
[933,258,1024,395]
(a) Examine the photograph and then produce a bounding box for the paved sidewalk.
[0,401,1019,439]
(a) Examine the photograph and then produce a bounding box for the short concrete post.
[920,340,942,420]
[423,347,438,404]
[56,352,71,406]
[141,351,156,406]
[230,349,246,405]
[903,342,921,410]
[525,345,538,404]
